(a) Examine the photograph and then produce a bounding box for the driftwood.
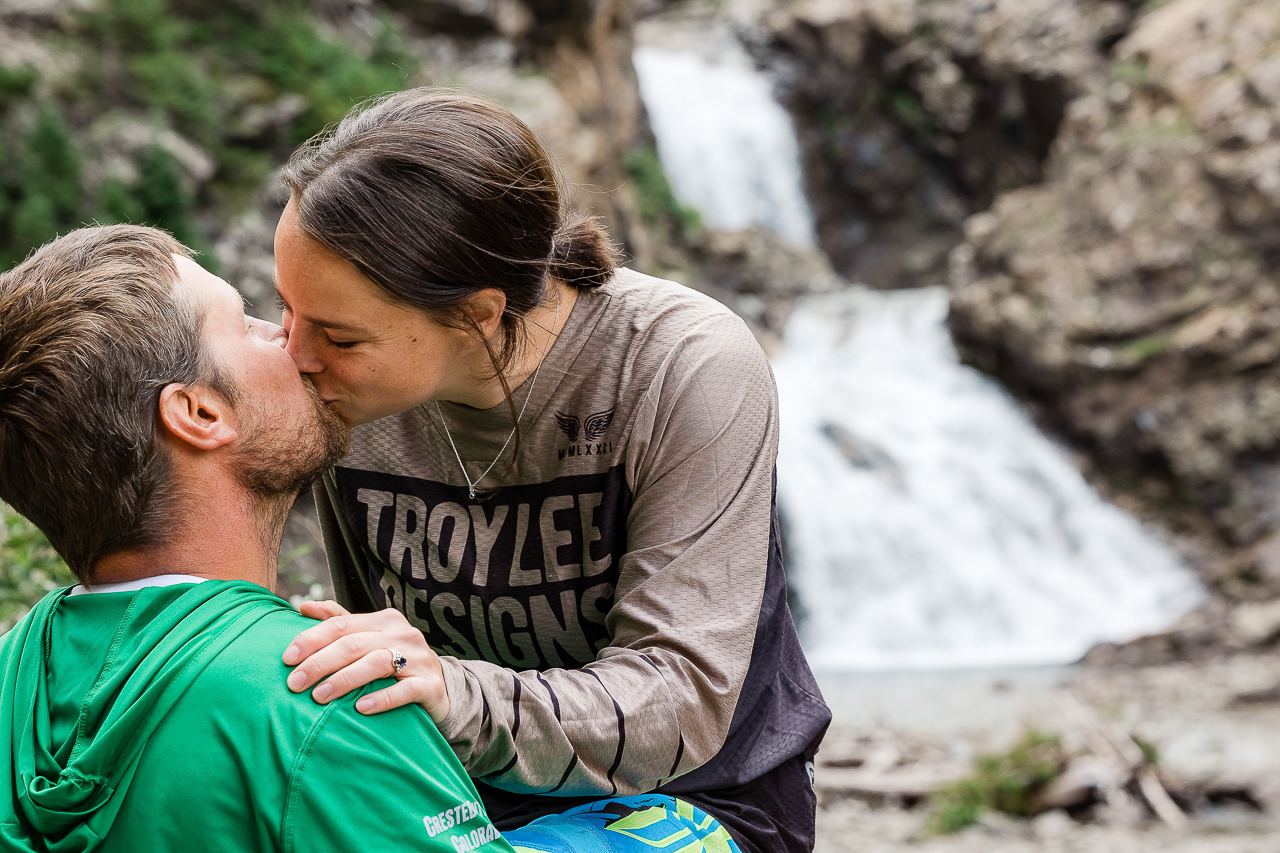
[815,764,969,801]
[1053,693,1187,829]
[815,691,1192,829]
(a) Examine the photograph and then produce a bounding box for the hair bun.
[548,210,620,289]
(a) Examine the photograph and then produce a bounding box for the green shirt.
[0,580,515,853]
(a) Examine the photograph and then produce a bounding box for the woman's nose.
[283,323,324,374]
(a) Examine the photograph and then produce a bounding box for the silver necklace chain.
[436,292,561,499]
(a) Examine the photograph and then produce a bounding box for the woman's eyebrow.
[273,285,367,332]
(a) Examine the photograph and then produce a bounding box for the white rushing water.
[772,289,1205,670]
[633,45,816,246]
[632,43,1206,670]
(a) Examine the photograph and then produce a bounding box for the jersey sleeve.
[437,311,778,796]
[282,683,515,853]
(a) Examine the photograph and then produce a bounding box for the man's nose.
[249,317,288,347]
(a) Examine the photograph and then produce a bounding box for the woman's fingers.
[286,629,395,693]
[283,606,415,666]
[282,604,452,721]
[355,673,451,724]
[297,599,349,621]
[309,647,402,704]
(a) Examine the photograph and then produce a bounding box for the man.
[0,225,515,852]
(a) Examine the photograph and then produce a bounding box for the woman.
[272,89,830,853]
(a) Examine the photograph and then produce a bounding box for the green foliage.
[134,146,195,241]
[218,7,413,142]
[625,145,702,238]
[1135,736,1160,766]
[21,107,82,220]
[0,504,77,634]
[927,731,1066,835]
[0,104,86,269]
[0,65,38,105]
[1112,58,1155,87]
[0,0,418,272]
[886,89,932,136]
[129,51,219,145]
[1120,333,1170,364]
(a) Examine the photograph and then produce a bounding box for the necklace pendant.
[468,486,476,499]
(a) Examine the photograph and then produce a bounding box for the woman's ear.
[158,383,238,451]
[461,288,508,339]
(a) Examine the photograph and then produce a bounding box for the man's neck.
[93,483,288,592]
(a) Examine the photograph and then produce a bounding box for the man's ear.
[158,383,238,451]
[460,288,508,339]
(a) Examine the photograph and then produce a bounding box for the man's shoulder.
[187,604,318,705]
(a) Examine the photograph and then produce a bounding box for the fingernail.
[314,683,333,703]
[283,645,300,665]
[356,697,373,713]
[287,671,306,691]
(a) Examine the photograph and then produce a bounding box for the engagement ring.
[389,649,408,677]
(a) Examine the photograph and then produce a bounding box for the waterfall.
[633,45,816,246]
[632,42,1205,670]
[772,289,1204,670]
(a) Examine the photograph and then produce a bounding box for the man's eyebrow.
[272,285,367,332]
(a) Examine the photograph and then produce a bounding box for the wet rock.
[400,0,650,264]
[85,117,217,196]
[683,225,845,341]
[1228,598,1280,646]
[0,0,89,18]
[760,0,1125,288]
[381,0,533,39]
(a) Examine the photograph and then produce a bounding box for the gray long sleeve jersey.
[315,269,830,853]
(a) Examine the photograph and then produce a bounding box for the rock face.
[948,0,1280,614]
[762,0,1135,288]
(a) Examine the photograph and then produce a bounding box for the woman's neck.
[465,280,578,410]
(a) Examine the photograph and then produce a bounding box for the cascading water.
[632,40,1205,671]
[772,290,1204,670]
[633,44,816,246]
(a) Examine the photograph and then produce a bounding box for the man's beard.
[232,378,351,501]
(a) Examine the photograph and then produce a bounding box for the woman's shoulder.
[599,267,751,342]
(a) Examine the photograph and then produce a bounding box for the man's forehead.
[172,254,244,316]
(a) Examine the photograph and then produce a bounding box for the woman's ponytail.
[548,209,620,289]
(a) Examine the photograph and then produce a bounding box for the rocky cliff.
[945,0,1280,660]
[762,0,1135,289]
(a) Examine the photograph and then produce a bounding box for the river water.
[632,35,1205,672]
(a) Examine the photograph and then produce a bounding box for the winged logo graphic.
[555,407,615,441]
[583,408,615,440]
[554,410,580,441]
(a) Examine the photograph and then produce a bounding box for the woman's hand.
[283,600,451,723]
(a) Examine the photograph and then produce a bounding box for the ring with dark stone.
[389,649,408,677]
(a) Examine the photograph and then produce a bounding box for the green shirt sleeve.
[282,682,515,853]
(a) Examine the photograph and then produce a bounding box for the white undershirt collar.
[68,574,210,596]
